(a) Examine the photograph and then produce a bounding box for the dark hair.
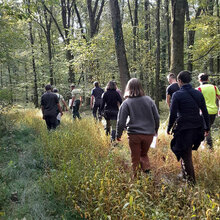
[45,84,52,91]
[53,88,58,93]
[106,81,116,90]
[198,73,209,82]
[124,78,145,98]
[177,71,192,83]
[94,81,99,87]
[167,73,176,79]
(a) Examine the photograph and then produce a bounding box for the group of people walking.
[41,70,220,185]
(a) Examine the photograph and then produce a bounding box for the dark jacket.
[167,84,210,133]
[167,84,210,160]
[41,92,59,116]
[101,89,122,120]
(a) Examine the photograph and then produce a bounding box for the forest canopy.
[0,0,220,109]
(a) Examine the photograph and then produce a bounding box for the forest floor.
[0,120,82,219]
[0,104,220,219]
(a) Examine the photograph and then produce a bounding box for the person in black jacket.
[101,81,122,141]
[90,81,104,120]
[41,84,63,130]
[167,71,210,184]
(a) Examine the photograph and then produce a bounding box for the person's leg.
[106,120,111,135]
[110,120,117,141]
[206,114,216,148]
[180,148,195,184]
[97,103,102,121]
[50,116,58,130]
[140,134,154,172]
[44,116,51,130]
[128,134,141,177]
[92,104,98,119]
[75,100,81,119]
[73,100,80,119]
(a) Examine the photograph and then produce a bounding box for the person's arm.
[199,95,210,131]
[90,95,94,109]
[152,101,160,134]
[166,94,171,108]
[41,106,45,119]
[57,103,63,116]
[116,102,129,140]
[61,100,68,111]
[167,94,178,134]
[70,96,75,108]
[217,95,220,115]
[100,93,105,112]
[79,96,82,107]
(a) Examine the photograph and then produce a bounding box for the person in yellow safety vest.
[197,73,220,149]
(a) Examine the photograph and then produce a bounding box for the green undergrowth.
[2,109,220,219]
[0,113,82,219]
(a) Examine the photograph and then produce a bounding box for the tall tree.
[207,0,215,74]
[27,0,39,108]
[165,0,171,69]
[109,0,130,94]
[155,0,161,109]
[128,0,139,63]
[185,2,201,72]
[42,0,75,83]
[217,0,220,74]
[87,0,105,38]
[170,0,186,75]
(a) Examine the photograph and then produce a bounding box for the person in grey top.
[116,78,160,177]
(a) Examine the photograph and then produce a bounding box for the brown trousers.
[128,134,154,176]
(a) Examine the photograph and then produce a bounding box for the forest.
[0,0,220,219]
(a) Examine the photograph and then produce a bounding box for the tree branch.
[128,0,134,27]
[94,0,105,31]
[74,3,87,41]
[41,1,65,41]
[191,46,215,62]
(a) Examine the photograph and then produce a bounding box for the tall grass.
[10,109,220,219]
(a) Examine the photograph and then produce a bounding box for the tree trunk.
[165,0,171,69]
[0,66,3,88]
[185,2,201,72]
[87,0,105,38]
[207,0,214,73]
[109,0,130,95]
[25,64,29,104]
[170,0,186,75]
[144,0,150,94]
[217,0,220,74]
[155,0,161,109]
[7,64,13,104]
[28,0,39,108]
[128,0,138,62]
[43,6,54,85]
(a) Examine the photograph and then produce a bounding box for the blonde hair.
[124,78,145,98]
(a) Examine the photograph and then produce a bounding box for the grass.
[0,113,82,219]
[1,105,220,219]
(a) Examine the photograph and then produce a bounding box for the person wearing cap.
[53,88,68,125]
[41,84,63,130]
[90,81,104,120]
[197,73,220,149]
[70,84,82,119]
